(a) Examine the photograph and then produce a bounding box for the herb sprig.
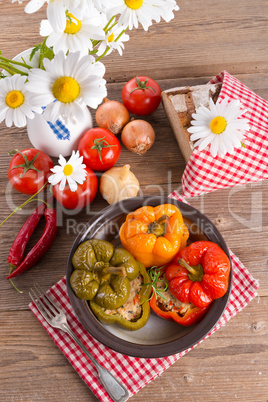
[142,266,168,301]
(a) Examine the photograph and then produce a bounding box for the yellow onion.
[121,119,155,155]
[100,165,140,205]
[95,98,130,135]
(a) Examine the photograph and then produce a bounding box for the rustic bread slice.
[161,83,222,162]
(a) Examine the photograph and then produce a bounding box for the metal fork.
[29,284,129,402]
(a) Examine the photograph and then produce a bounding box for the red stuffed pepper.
[165,241,231,309]
[148,266,209,326]
[150,293,209,326]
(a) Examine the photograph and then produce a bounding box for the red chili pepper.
[165,241,231,309]
[7,208,57,279]
[7,203,46,267]
[150,293,209,326]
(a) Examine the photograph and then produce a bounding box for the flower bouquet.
[1,0,179,156]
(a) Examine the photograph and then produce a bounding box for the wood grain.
[0,1,267,401]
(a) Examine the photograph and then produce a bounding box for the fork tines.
[29,284,60,319]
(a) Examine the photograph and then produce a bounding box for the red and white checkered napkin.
[182,70,268,198]
[29,192,259,402]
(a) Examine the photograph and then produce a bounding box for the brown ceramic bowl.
[66,196,232,358]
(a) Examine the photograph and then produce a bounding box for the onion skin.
[121,119,155,155]
[100,165,140,204]
[95,99,130,135]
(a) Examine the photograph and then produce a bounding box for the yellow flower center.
[5,90,24,109]
[124,0,143,10]
[64,13,81,34]
[108,33,114,42]
[210,116,227,134]
[52,77,80,103]
[63,164,73,176]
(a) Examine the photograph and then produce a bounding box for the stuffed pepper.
[70,239,152,331]
[165,241,231,308]
[119,204,189,268]
[148,266,209,327]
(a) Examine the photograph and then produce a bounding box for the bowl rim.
[66,196,233,358]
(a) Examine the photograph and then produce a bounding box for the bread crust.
[161,83,222,162]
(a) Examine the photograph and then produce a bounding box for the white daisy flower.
[73,0,106,13]
[104,0,166,31]
[153,0,179,23]
[0,74,42,128]
[40,5,105,55]
[188,98,250,158]
[48,150,87,192]
[97,15,130,57]
[26,51,107,124]
[23,0,78,32]
[22,0,47,13]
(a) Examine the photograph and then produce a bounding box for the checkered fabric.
[182,71,268,197]
[29,191,259,402]
[47,119,71,141]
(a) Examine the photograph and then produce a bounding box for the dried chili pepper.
[7,202,46,268]
[7,207,57,279]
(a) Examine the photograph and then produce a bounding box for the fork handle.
[61,323,129,402]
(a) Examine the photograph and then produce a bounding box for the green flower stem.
[104,15,116,32]
[115,27,128,42]
[95,27,129,62]
[91,40,101,48]
[0,55,32,70]
[0,64,16,76]
[95,47,110,62]
[0,62,28,76]
[88,49,98,55]
[106,21,118,32]
[0,181,48,228]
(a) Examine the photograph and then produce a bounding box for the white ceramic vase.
[26,108,93,157]
[13,48,93,157]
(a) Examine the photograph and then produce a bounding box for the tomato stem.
[91,137,116,162]
[130,77,156,95]
[9,149,41,177]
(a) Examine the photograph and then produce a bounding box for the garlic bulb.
[100,165,140,205]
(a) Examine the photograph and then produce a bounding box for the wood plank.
[0,1,267,401]
[1,1,267,82]
[0,296,267,401]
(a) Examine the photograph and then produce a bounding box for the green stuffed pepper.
[70,239,152,331]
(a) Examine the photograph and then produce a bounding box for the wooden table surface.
[1,1,267,401]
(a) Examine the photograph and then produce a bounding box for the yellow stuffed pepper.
[119,204,189,268]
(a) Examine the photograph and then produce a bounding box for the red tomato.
[8,149,53,195]
[78,128,121,172]
[122,76,161,116]
[52,167,98,209]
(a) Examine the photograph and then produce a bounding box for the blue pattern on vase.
[46,119,71,141]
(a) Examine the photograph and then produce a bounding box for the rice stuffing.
[103,274,143,321]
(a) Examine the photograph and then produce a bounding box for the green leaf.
[30,44,41,61]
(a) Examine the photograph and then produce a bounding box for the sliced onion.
[121,119,155,155]
[95,98,129,135]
